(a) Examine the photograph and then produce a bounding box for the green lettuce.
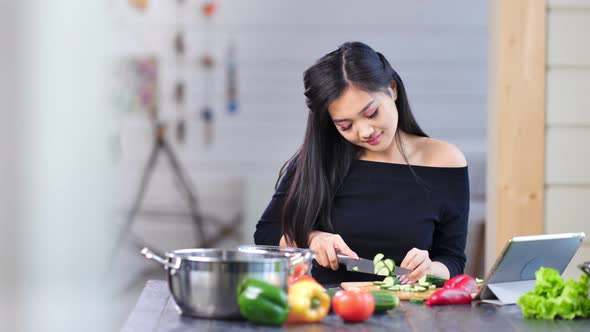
[516,267,590,320]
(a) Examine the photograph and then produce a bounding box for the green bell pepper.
[237,278,289,326]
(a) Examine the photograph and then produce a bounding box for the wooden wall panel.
[486,0,546,269]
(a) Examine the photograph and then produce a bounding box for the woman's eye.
[368,108,379,119]
[341,124,352,131]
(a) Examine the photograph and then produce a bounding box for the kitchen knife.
[336,254,412,276]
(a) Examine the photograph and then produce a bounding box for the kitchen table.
[121,280,590,332]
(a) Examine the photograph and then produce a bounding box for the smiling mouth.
[365,132,382,145]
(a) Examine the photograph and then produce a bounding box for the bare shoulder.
[416,137,467,168]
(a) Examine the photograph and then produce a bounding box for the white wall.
[546,0,590,278]
[111,0,488,253]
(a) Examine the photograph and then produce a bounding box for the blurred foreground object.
[129,0,149,11]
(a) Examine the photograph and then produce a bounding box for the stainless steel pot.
[237,245,314,275]
[141,247,290,319]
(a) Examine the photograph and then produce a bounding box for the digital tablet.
[476,232,585,305]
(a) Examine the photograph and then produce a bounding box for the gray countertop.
[121,280,590,332]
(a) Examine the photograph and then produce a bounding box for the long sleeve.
[253,161,296,245]
[430,167,470,277]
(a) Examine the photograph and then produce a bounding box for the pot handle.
[140,247,181,270]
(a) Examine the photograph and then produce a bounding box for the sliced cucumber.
[399,285,412,291]
[418,276,427,284]
[413,286,427,292]
[373,253,385,265]
[351,266,359,272]
[409,298,425,304]
[382,276,396,287]
[373,281,385,286]
[390,285,401,291]
[380,285,392,290]
[428,285,436,290]
[476,278,484,285]
[418,282,430,288]
[383,259,395,271]
[374,261,386,274]
[376,266,390,276]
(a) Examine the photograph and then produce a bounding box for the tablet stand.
[479,280,536,305]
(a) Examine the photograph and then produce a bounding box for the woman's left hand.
[398,248,432,284]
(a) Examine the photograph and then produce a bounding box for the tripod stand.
[114,121,242,254]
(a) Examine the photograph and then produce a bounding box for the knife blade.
[336,254,412,276]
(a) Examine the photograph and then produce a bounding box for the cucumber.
[380,285,392,290]
[425,275,448,288]
[351,266,359,272]
[428,285,436,290]
[373,281,385,286]
[374,261,386,274]
[418,282,430,288]
[409,298,425,304]
[476,278,484,285]
[390,285,401,291]
[383,259,395,271]
[373,253,385,265]
[399,285,412,291]
[413,286,427,292]
[376,267,390,276]
[326,288,338,299]
[325,288,339,313]
[382,276,396,287]
[371,291,399,312]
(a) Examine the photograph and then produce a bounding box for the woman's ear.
[390,81,398,101]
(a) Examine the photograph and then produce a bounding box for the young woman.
[254,42,469,285]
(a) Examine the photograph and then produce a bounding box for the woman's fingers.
[325,245,340,270]
[405,252,427,271]
[308,232,357,270]
[400,248,431,284]
[400,248,418,269]
[333,235,358,259]
[407,261,430,282]
[398,275,409,285]
[314,248,329,268]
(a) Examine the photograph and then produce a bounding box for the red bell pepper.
[424,288,472,306]
[443,274,479,294]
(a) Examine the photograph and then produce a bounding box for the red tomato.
[293,263,309,277]
[332,289,374,322]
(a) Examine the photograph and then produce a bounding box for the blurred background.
[0,0,587,331]
[111,0,488,324]
[112,0,487,323]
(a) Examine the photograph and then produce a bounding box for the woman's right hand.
[308,231,358,270]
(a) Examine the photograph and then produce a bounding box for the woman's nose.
[359,124,375,141]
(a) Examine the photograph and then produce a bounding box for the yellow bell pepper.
[286,279,331,323]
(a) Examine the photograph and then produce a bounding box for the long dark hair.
[280,41,428,248]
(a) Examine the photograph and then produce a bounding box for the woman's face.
[327,85,398,154]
